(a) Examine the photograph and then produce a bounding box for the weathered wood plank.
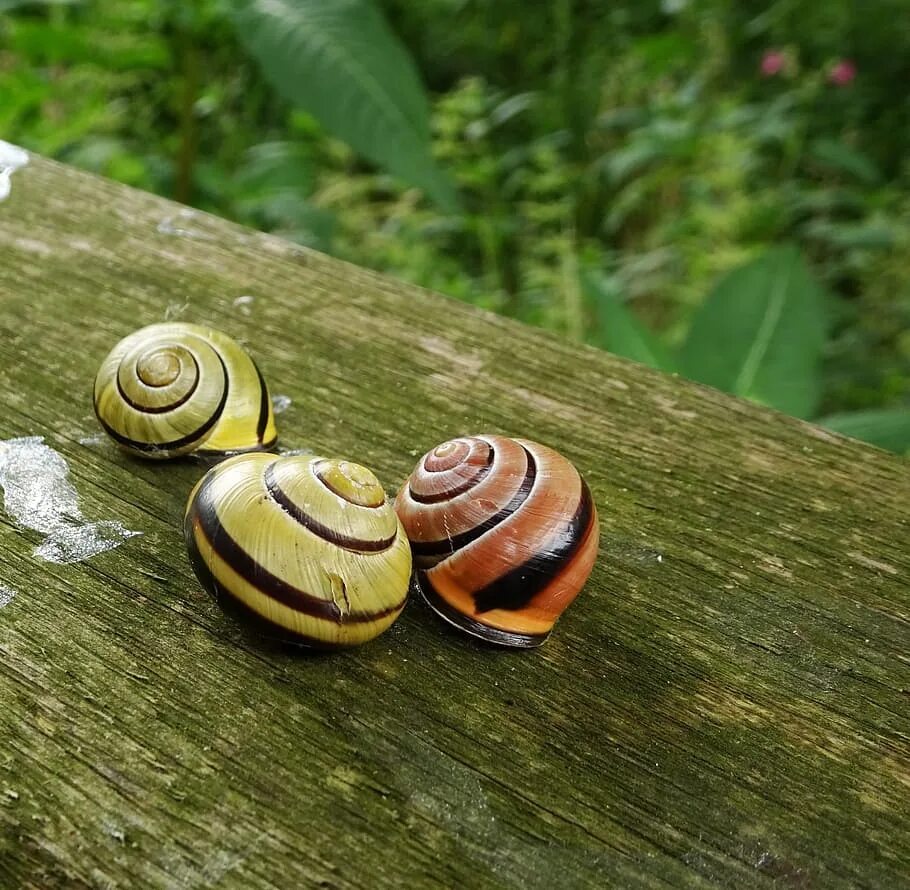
[0,156,907,889]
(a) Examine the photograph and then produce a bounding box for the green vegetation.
[3,0,908,450]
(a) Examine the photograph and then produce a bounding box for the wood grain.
[0,157,907,889]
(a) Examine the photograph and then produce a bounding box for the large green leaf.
[582,269,674,371]
[679,246,827,418]
[231,0,458,212]
[819,409,910,455]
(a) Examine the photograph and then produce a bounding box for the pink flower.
[760,50,786,77]
[829,59,857,86]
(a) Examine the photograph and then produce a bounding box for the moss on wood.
[0,158,907,889]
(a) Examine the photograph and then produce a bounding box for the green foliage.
[582,269,676,372]
[680,247,827,419]
[2,0,908,451]
[820,409,910,455]
[0,0,77,9]
[809,139,881,186]
[231,0,458,211]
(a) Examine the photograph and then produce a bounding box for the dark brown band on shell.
[252,360,271,445]
[408,443,495,504]
[417,572,549,648]
[116,354,200,414]
[313,464,386,507]
[184,533,348,649]
[186,487,405,623]
[410,447,537,557]
[263,462,396,553]
[424,439,471,471]
[472,480,596,614]
[95,353,230,453]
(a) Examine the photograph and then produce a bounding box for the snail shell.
[395,435,598,648]
[184,453,411,648]
[93,322,277,459]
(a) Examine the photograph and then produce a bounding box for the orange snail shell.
[394,435,599,648]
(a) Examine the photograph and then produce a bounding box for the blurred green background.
[3,0,909,451]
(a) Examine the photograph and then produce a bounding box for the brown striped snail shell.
[184,453,411,648]
[93,322,277,459]
[395,435,598,648]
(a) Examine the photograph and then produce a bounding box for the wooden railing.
[0,156,907,889]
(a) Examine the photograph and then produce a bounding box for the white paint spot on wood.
[164,300,190,321]
[0,140,29,203]
[103,822,126,844]
[35,522,140,564]
[157,208,213,240]
[233,295,255,315]
[271,394,292,414]
[78,434,107,447]
[0,585,16,608]
[0,437,140,564]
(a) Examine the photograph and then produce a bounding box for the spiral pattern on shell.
[184,453,411,648]
[93,322,277,459]
[395,435,598,648]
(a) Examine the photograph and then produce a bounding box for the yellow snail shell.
[93,322,277,459]
[184,453,411,648]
